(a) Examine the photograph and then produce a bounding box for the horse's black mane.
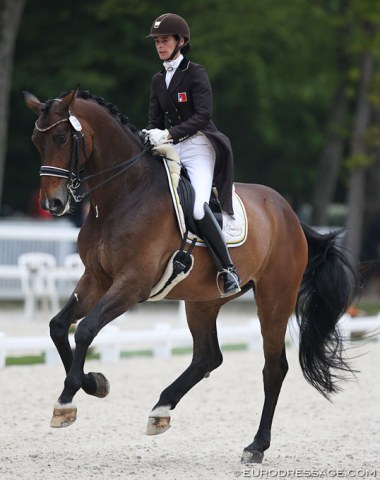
[43,90,140,133]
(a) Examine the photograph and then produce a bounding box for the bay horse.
[24,88,356,463]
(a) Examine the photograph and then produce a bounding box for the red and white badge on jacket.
[178,92,188,103]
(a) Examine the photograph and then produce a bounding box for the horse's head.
[24,88,90,216]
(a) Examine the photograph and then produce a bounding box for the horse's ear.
[23,91,45,115]
[57,86,80,114]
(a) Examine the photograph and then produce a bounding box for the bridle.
[36,113,151,203]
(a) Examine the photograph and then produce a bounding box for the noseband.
[36,113,151,203]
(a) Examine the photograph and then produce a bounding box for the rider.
[144,13,241,298]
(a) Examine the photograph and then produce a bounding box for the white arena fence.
[0,221,343,315]
[0,219,251,320]
[0,314,379,368]
[0,221,339,303]
[0,220,79,300]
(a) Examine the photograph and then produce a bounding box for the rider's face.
[154,35,183,61]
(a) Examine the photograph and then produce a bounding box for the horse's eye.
[54,133,67,145]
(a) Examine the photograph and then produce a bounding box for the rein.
[36,114,150,203]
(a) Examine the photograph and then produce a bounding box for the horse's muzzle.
[41,194,71,216]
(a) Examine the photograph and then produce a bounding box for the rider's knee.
[193,201,207,221]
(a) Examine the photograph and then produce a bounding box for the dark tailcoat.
[147,57,234,214]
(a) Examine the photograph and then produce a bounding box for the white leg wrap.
[54,401,76,409]
[150,405,171,418]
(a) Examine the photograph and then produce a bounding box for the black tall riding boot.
[196,203,241,298]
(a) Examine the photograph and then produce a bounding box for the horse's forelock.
[41,99,56,115]
[41,95,68,116]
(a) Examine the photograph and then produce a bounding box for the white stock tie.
[163,54,183,88]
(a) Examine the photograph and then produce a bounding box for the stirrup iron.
[216,267,241,298]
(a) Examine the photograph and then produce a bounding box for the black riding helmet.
[148,13,191,59]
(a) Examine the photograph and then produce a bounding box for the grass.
[354,301,380,316]
[4,343,250,367]
[6,354,45,366]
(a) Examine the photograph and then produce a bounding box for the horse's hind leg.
[241,279,296,463]
[241,344,288,463]
[146,299,223,435]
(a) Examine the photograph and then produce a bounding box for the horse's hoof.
[146,405,171,435]
[241,448,264,464]
[50,403,77,428]
[89,372,110,398]
[146,415,171,435]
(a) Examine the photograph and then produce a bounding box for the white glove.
[141,129,150,145]
[143,128,172,146]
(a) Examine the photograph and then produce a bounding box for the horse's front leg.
[146,300,223,435]
[49,294,80,372]
[50,287,128,428]
[49,274,108,402]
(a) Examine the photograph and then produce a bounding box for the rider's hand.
[143,128,172,146]
[141,129,151,145]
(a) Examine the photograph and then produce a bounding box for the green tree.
[5,0,379,237]
[345,10,380,266]
[6,0,159,212]
[311,0,350,225]
[0,0,25,208]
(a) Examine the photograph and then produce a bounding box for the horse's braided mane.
[43,90,140,133]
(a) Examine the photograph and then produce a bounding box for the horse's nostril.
[49,198,64,213]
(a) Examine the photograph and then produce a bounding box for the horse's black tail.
[295,223,357,398]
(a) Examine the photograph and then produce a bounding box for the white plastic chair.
[45,252,84,299]
[18,252,59,320]
[64,253,84,270]
[62,253,84,291]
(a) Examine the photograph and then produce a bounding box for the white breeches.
[174,132,216,220]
